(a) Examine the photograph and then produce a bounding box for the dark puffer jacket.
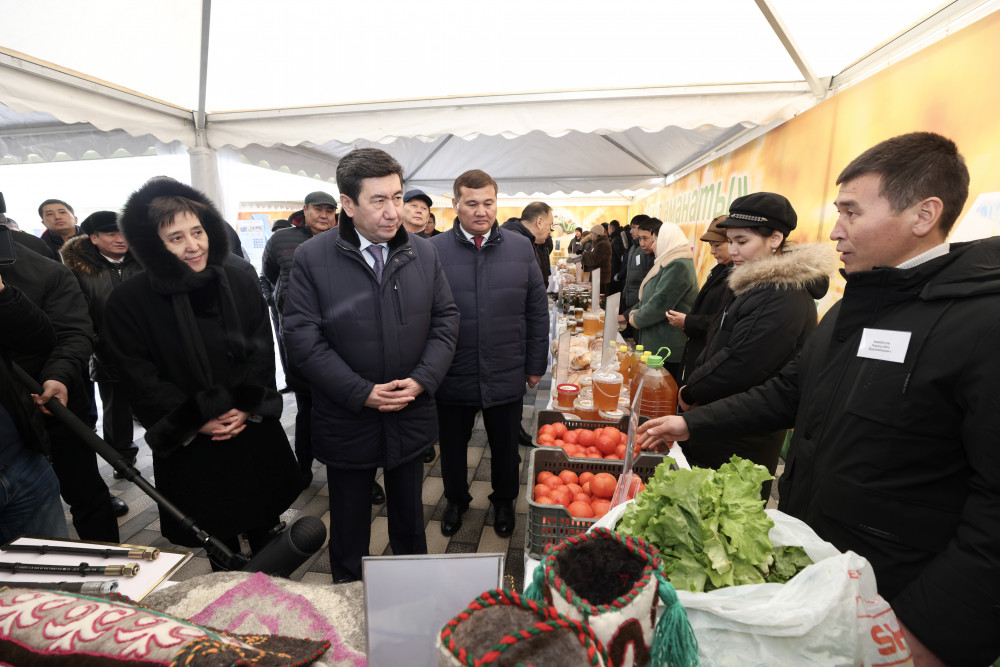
[680,243,837,483]
[684,237,1000,666]
[429,221,549,408]
[260,209,313,314]
[281,216,459,470]
[61,235,143,382]
[581,233,612,287]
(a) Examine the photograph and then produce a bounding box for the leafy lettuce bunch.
[616,456,811,592]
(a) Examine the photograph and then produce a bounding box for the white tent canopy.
[2,0,996,205]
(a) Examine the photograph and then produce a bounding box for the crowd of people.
[0,131,997,665]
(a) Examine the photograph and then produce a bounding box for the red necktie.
[474,235,484,250]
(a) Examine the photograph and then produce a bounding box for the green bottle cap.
[646,355,664,367]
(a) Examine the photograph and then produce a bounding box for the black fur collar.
[118,179,230,291]
[337,212,409,251]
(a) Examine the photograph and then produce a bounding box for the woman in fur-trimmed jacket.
[678,193,838,496]
[104,178,300,559]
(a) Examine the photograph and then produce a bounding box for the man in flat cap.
[401,189,433,237]
[61,212,143,496]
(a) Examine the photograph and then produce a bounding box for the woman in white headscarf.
[625,220,698,380]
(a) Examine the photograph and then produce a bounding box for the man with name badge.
[638,132,1000,666]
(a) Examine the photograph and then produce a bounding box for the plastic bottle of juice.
[636,353,678,420]
[629,345,645,384]
[629,352,650,403]
[616,345,631,385]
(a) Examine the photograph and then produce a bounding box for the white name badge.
[635,254,642,265]
[857,328,911,363]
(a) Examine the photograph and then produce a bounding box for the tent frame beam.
[754,0,827,98]
[0,50,191,121]
[205,81,813,123]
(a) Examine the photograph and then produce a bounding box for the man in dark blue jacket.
[282,148,459,583]
[430,170,549,538]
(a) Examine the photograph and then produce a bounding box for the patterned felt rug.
[145,571,367,667]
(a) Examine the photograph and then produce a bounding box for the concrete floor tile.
[424,522,451,554]
[449,508,487,544]
[369,516,390,557]
[299,572,333,586]
[446,541,477,554]
[467,446,484,468]
[467,481,494,510]
[421,476,445,506]
[477,526,511,555]
[515,487,530,515]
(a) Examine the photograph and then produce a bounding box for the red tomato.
[620,433,628,445]
[586,453,604,459]
[553,439,565,449]
[592,427,604,440]
[558,470,579,486]
[626,478,645,500]
[565,483,582,496]
[537,471,555,483]
[615,444,627,459]
[538,424,555,438]
[591,499,612,518]
[533,483,551,500]
[552,422,568,438]
[538,433,556,445]
[582,481,591,495]
[544,476,564,490]
[567,501,595,518]
[550,486,573,507]
[590,473,618,499]
[573,492,591,504]
[562,431,579,445]
[604,454,618,459]
[564,445,581,457]
[578,472,595,485]
[584,446,601,456]
[577,430,596,447]
[536,496,555,505]
[596,434,619,455]
[602,426,623,441]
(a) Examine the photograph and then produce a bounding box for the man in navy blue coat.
[283,149,459,583]
[429,170,549,538]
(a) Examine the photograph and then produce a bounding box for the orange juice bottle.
[637,353,678,420]
[616,345,631,385]
[629,352,650,403]
[629,345,645,384]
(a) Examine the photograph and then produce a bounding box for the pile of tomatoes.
[532,469,644,519]
[536,423,640,460]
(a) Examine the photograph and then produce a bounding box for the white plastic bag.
[592,506,913,666]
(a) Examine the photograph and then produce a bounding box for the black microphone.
[241,516,327,577]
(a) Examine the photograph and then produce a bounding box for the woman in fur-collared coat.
[678,193,838,497]
[104,178,300,559]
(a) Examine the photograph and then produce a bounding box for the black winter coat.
[581,234,612,287]
[0,282,56,457]
[106,178,300,545]
[282,216,459,470]
[621,245,654,311]
[61,235,143,382]
[261,209,313,314]
[681,244,837,479]
[500,218,552,285]
[684,237,1000,666]
[0,242,93,420]
[430,221,549,408]
[11,229,58,261]
[677,261,733,383]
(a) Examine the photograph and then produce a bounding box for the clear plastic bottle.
[636,353,678,421]
[616,344,631,386]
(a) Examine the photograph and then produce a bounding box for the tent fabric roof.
[1,0,993,196]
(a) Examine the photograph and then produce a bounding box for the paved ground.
[67,378,553,592]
